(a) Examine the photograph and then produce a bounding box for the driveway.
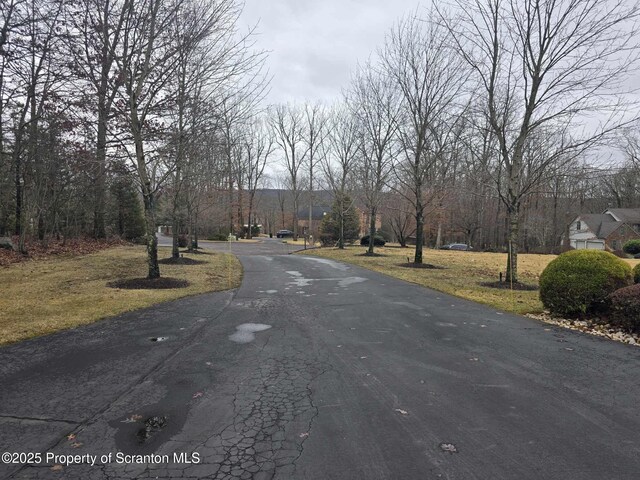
[1,239,639,479]
[156,235,304,256]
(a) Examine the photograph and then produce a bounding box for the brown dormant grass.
[300,245,640,315]
[0,246,242,345]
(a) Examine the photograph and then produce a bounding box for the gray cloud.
[240,0,423,104]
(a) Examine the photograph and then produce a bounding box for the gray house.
[568,208,640,250]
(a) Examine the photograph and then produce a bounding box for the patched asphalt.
[1,238,639,479]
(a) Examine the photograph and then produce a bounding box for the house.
[297,205,382,238]
[297,206,331,237]
[568,208,640,250]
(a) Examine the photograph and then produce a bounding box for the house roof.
[577,212,640,240]
[598,221,625,238]
[579,214,616,237]
[605,208,640,224]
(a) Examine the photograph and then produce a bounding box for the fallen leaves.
[0,237,128,267]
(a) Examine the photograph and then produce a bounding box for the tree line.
[269,1,639,283]
[1,0,639,282]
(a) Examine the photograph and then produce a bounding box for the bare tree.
[271,103,307,240]
[274,173,291,230]
[0,0,28,236]
[348,63,399,255]
[242,117,274,238]
[444,0,640,282]
[166,0,250,256]
[321,106,360,249]
[382,189,415,247]
[67,0,131,239]
[115,0,188,278]
[381,12,469,263]
[303,102,328,238]
[7,0,64,252]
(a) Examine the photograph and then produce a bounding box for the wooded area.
[1,0,639,281]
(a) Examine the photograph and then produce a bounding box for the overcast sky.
[239,0,423,105]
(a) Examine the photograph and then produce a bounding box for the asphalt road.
[1,238,639,479]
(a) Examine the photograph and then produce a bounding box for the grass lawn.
[0,246,242,345]
[299,245,640,315]
[282,238,320,246]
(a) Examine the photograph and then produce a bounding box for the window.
[576,221,581,231]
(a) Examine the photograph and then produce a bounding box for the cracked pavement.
[2,238,640,479]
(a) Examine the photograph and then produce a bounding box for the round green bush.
[634,264,640,284]
[608,284,640,333]
[623,239,640,255]
[539,250,632,316]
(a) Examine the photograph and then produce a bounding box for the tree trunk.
[247,194,255,240]
[171,220,180,258]
[15,154,22,237]
[13,108,28,239]
[94,100,107,239]
[414,189,424,264]
[435,222,442,249]
[237,188,244,237]
[227,156,234,235]
[308,164,314,238]
[292,191,299,241]
[194,217,199,249]
[37,214,45,241]
[171,166,181,259]
[506,207,519,284]
[367,207,376,255]
[144,198,160,279]
[133,115,160,279]
[339,206,345,249]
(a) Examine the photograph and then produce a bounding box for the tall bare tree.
[381,12,469,263]
[166,0,252,257]
[322,106,360,249]
[115,0,188,278]
[272,103,307,240]
[242,117,274,239]
[67,0,131,238]
[8,0,64,252]
[303,102,328,238]
[444,0,640,282]
[349,63,399,255]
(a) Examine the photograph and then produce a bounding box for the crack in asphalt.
[0,415,78,426]
[9,290,332,480]
[182,349,330,480]
[6,292,238,480]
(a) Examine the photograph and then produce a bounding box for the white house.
[568,208,640,250]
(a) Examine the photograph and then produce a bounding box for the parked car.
[276,229,294,238]
[440,243,473,251]
[360,234,386,247]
